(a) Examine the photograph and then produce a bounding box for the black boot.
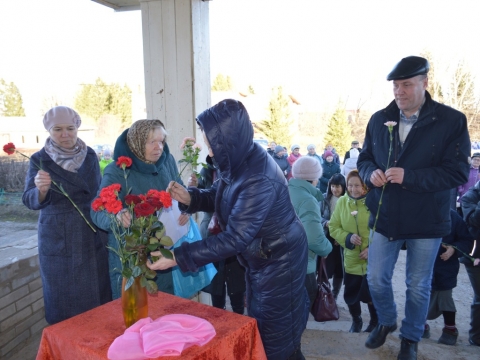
[332,277,343,300]
[365,323,397,349]
[348,303,362,333]
[364,303,378,333]
[350,315,363,333]
[397,337,417,360]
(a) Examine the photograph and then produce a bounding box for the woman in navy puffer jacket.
[148,99,309,360]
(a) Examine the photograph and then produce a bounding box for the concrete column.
[139,0,211,166]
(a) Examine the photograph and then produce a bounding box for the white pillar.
[139,0,211,167]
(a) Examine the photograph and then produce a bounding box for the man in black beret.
[357,56,471,360]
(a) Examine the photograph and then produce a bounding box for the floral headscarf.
[126,120,166,164]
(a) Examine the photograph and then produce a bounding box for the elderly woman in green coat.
[329,170,377,333]
[288,156,332,309]
[91,119,189,300]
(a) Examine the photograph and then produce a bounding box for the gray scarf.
[44,137,88,173]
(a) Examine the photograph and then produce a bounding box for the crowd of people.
[22,55,480,360]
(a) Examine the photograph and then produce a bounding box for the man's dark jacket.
[357,91,470,240]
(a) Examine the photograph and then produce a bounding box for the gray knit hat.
[307,144,316,151]
[292,156,323,181]
[291,144,300,152]
[274,145,284,154]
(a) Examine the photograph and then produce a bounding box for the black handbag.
[311,257,340,322]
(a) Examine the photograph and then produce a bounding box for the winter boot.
[438,327,458,345]
[332,277,343,301]
[422,323,430,339]
[348,303,363,333]
[364,303,378,333]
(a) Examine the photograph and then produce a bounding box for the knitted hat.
[292,156,323,181]
[349,148,359,159]
[307,144,316,151]
[274,145,284,154]
[291,144,300,152]
[103,148,112,157]
[324,150,334,158]
[43,106,81,131]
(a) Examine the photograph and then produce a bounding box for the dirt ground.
[1,204,479,359]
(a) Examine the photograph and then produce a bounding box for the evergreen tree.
[0,79,26,116]
[211,74,234,91]
[324,102,352,157]
[74,78,132,124]
[256,86,293,147]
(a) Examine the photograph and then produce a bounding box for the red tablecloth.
[36,292,266,360]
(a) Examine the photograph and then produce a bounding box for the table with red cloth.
[36,292,267,360]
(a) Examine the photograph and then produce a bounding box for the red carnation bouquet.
[91,156,173,293]
[3,142,96,232]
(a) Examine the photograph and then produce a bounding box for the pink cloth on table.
[108,314,216,359]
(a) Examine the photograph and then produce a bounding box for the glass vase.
[121,277,148,328]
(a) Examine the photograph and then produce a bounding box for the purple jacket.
[458,166,480,203]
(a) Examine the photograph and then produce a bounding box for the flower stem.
[442,242,475,263]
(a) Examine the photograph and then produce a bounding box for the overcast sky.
[1,0,479,116]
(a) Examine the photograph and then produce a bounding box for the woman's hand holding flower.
[167,181,192,206]
[116,208,132,228]
[350,234,362,246]
[35,170,52,202]
[147,250,177,270]
[187,173,198,187]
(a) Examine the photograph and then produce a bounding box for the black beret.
[387,56,430,81]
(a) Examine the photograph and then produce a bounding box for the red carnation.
[134,202,156,217]
[105,199,123,214]
[146,197,163,211]
[124,194,142,206]
[99,184,121,202]
[91,198,105,212]
[3,142,16,155]
[159,191,172,208]
[146,189,162,200]
[116,156,132,169]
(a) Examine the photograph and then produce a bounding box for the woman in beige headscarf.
[91,119,189,300]
[22,106,111,324]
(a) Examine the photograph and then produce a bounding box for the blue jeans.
[464,262,480,343]
[367,232,441,342]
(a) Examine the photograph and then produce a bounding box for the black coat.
[320,161,341,193]
[461,181,480,259]
[357,91,470,240]
[431,209,474,291]
[174,99,309,360]
[22,147,111,324]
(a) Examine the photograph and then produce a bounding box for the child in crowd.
[320,173,347,299]
[329,170,377,333]
[423,209,474,345]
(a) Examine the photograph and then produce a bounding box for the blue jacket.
[357,92,470,240]
[431,209,474,291]
[174,99,309,360]
[23,147,111,324]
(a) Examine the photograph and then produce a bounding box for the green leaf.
[155,228,166,238]
[149,237,159,244]
[159,248,173,259]
[122,268,132,279]
[132,266,142,277]
[159,236,173,247]
[140,275,148,287]
[146,280,158,294]
[145,269,157,279]
[147,243,159,252]
[124,276,134,291]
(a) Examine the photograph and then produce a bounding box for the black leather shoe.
[397,337,418,360]
[365,323,397,349]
